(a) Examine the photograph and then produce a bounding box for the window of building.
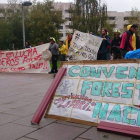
[65,17,70,21]
[124,17,137,21]
[110,24,116,28]
[61,33,63,37]
[0,9,5,13]
[124,24,129,28]
[124,17,130,20]
[60,26,63,29]
[65,10,69,13]
[65,25,70,29]
[65,18,69,20]
[0,17,5,20]
[65,18,71,21]
[108,17,115,20]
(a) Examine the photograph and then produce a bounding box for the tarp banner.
[46,61,140,127]
[0,43,51,73]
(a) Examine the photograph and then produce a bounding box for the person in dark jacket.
[111,30,122,59]
[136,35,140,49]
[106,33,112,60]
[24,41,31,49]
[97,28,111,60]
[49,38,59,74]
[120,24,138,58]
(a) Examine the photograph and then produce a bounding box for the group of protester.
[97,24,139,60]
[45,24,140,74]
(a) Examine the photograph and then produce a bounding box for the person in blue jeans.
[97,28,111,60]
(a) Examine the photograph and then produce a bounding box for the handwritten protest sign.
[0,43,51,73]
[68,31,103,61]
[45,60,140,127]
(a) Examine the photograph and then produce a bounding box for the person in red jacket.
[120,24,138,58]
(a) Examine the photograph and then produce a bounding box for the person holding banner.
[120,24,138,58]
[59,41,67,61]
[111,30,122,60]
[97,28,111,60]
[49,38,59,74]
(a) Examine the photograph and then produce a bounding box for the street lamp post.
[22,1,32,48]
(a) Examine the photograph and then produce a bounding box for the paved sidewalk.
[0,73,136,140]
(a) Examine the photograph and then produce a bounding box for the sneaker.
[49,71,54,74]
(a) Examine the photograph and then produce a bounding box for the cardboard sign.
[45,60,140,127]
[68,31,103,61]
[0,43,51,73]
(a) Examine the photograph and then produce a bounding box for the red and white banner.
[0,43,51,73]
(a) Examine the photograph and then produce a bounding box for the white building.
[55,3,132,40]
[54,2,73,41]
[107,11,131,32]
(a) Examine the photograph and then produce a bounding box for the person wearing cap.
[111,30,122,60]
[49,38,59,74]
[59,41,67,61]
[120,24,138,58]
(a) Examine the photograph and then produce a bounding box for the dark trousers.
[113,53,121,59]
[61,54,66,61]
[120,50,128,59]
[97,53,107,60]
[51,55,58,72]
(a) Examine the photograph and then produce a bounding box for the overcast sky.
[0,0,140,12]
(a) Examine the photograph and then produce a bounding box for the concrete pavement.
[0,73,137,140]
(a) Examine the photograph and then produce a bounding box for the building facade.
[54,2,73,41]
[55,3,131,40]
[107,11,130,32]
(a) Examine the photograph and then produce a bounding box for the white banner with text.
[47,62,140,127]
[68,31,103,61]
[0,43,51,73]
